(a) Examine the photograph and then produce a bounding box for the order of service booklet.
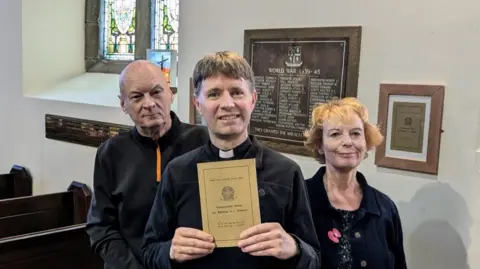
[197,158,261,247]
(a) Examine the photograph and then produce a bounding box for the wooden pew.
[0,181,91,239]
[0,165,32,199]
[0,181,104,268]
[0,224,103,269]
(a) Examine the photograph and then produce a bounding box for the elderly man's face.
[120,63,174,133]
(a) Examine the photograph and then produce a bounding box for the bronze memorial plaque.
[244,27,361,156]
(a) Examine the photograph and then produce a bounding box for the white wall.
[177,0,479,268]
[0,0,131,194]
[0,0,478,268]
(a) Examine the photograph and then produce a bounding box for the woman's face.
[320,113,367,171]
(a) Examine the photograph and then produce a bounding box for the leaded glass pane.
[103,0,136,60]
[152,0,179,51]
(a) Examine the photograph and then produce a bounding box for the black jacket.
[141,135,321,269]
[86,112,210,269]
[306,166,407,269]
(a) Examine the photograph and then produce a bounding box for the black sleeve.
[390,203,408,269]
[85,149,143,269]
[285,167,321,269]
[141,165,178,269]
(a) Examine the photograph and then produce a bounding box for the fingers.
[248,248,283,258]
[237,228,282,249]
[173,245,213,256]
[171,246,211,262]
[239,238,281,253]
[170,228,216,263]
[173,236,216,250]
[177,227,214,242]
[239,222,280,240]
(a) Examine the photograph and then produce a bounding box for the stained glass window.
[103,0,137,60]
[152,0,179,51]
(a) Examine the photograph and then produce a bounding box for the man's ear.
[119,95,127,114]
[168,87,175,104]
[251,89,257,108]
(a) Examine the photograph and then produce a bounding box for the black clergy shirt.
[141,135,321,269]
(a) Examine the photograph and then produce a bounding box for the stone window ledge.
[24,73,121,108]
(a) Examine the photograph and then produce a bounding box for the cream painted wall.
[176,0,480,268]
[0,0,478,268]
[22,0,85,94]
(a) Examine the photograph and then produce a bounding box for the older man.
[86,60,209,269]
[142,51,320,269]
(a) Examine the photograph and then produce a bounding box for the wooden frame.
[375,83,445,174]
[84,0,151,74]
[243,26,362,156]
[189,77,203,125]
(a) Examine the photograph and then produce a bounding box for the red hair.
[304,97,384,163]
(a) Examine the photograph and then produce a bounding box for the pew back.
[0,224,103,269]
[0,181,92,239]
[0,165,32,199]
[0,173,14,199]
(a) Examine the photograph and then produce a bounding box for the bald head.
[119,60,169,96]
[118,60,175,139]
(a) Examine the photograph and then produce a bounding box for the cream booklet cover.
[197,158,261,247]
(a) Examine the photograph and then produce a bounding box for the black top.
[86,111,210,269]
[305,166,407,269]
[141,135,321,269]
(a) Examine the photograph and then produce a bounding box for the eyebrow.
[207,86,243,92]
[328,127,363,132]
[151,84,164,91]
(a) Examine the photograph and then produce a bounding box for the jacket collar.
[132,111,182,149]
[311,166,380,216]
[199,135,264,170]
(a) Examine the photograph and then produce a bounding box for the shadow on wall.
[396,182,471,269]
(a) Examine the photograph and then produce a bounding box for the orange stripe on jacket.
[156,145,161,182]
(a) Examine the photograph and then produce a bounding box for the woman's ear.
[317,146,324,155]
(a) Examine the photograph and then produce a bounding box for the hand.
[237,222,298,260]
[169,227,216,263]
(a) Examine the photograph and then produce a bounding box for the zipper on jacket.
[156,143,161,182]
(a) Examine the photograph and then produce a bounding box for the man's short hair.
[192,51,255,96]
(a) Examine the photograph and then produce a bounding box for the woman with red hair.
[304,97,407,269]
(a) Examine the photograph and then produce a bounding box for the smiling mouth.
[219,115,240,120]
[338,153,356,156]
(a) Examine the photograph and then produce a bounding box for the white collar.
[219,149,234,159]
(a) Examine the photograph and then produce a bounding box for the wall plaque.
[375,83,445,175]
[243,26,362,156]
[45,114,132,147]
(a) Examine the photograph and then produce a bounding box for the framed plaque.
[375,83,445,174]
[244,26,361,156]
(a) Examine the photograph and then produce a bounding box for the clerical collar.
[209,137,251,160]
[219,149,234,158]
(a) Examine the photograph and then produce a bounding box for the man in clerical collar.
[141,51,320,269]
